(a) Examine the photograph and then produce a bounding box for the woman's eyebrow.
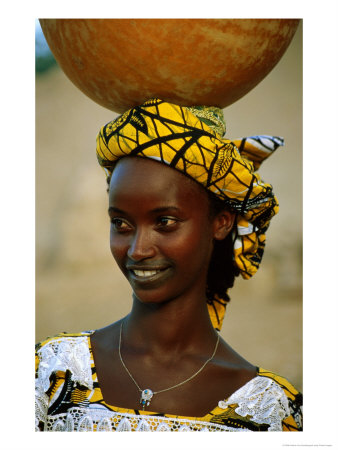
[150,206,181,213]
[108,206,125,215]
[108,206,181,216]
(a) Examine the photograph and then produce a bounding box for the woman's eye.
[157,217,178,228]
[111,218,131,231]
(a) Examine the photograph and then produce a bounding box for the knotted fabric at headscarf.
[96,98,283,330]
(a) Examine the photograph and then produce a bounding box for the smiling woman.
[108,157,233,306]
[35,99,302,432]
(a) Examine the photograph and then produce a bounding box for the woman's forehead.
[109,157,208,206]
[110,157,204,192]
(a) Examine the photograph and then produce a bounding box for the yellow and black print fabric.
[96,98,283,329]
[35,333,303,432]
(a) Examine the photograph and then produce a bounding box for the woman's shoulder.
[35,330,94,350]
[35,331,95,392]
[224,367,302,431]
[258,368,303,431]
[211,367,302,431]
[256,368,302,399]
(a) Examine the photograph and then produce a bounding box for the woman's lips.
[133,269,162,277]
[126,265,172,287]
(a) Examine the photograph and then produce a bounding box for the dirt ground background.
[36,22,303,390]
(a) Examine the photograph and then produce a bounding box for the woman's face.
[108,157,233,305]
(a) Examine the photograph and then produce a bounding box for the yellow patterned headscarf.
[96,98,283,330]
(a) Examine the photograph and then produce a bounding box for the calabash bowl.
[40,19,299,113]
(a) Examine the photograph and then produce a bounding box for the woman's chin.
[132,289,172,306]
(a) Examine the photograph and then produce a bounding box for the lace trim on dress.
[35,381,49,431]
[36,336,93,392]
[218,376,290,431]
[37,406,249,432]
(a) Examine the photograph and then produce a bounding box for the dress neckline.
[87,332,261,420]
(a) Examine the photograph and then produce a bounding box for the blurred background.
[36,20,302,390]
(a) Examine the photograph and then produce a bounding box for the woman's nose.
[127,228,156,261]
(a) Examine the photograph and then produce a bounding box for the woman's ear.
[213,210,236,240]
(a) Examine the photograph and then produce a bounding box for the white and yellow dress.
[35,332,303,432]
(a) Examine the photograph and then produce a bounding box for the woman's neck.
[122,292,218,357]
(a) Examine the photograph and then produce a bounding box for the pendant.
[140,389,154,410]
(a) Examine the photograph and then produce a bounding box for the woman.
[35,98,302,432]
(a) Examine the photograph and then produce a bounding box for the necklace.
[118,321,220,410]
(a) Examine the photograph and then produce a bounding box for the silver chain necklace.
[118,320,220,410]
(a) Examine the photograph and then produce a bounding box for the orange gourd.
[40,19,299,113]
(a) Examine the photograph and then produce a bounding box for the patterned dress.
[35,332,303,432]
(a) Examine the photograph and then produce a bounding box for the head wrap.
[96,98,283,330]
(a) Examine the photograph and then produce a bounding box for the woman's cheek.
[110,232,128,263]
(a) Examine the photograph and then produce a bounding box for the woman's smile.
[125,259,173,288]
[133,269,162,278]
[128,265,173,288]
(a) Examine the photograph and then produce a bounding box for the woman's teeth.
[133,269,162,277]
